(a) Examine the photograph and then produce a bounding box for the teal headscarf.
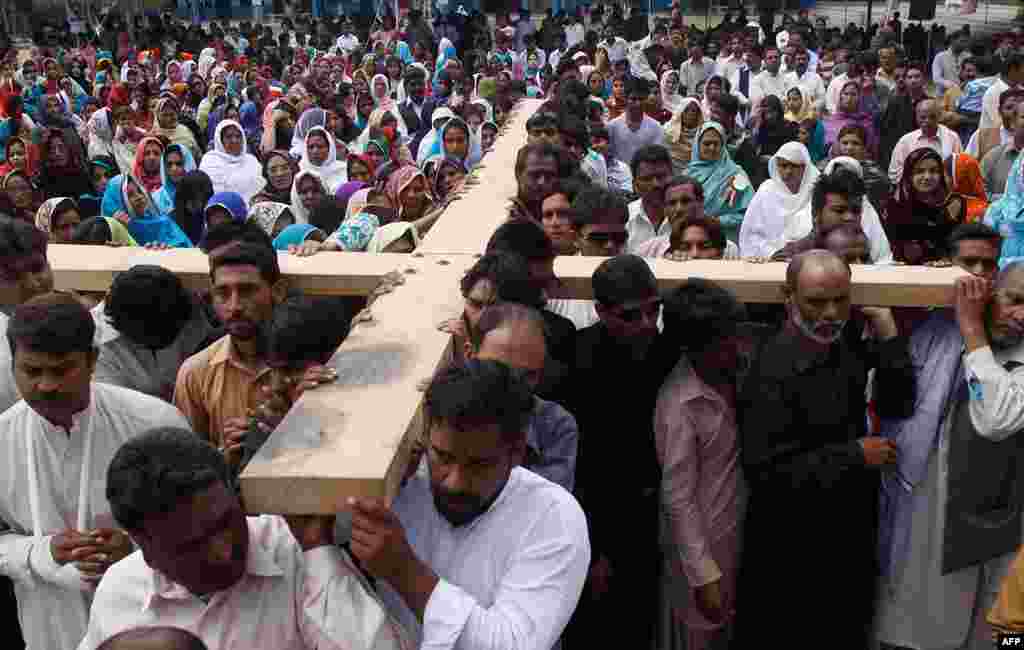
[153,144,198,216]
[985,154,1024,268]
[685,121,753,243]
[273,223,325,250]
[101,175,193,248]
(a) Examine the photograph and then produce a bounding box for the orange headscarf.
[950,153,989,223]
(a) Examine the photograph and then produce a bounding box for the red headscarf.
[107,83,130,109]
[132,136,165,193]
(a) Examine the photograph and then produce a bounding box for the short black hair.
[514,142,563,178]
[630,144,672,177]
[625,75,649,98]
[106,427,231,532]
[72,217,115,245]
[526,112,559,133]
[308,197,345,235]
[558,114,590,150]
[999,87,1024,110]
[201,222,274,254]
[662,278,746,351]
[570,185,627,228]
[590,123,610,140]
[836,123,867,145]
[460,252,545,309]
[592,254,658,307]
[0,215,48,282]
[424,360,534,446]
[486,220,557,262]
[105,265,195,350]
[949,222,1003,255]
[266,296,350,367]
[209,241,281,285]
[8,292,96,359]
[811,169,865,220]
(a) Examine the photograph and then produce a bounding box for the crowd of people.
[4,3,1024,650]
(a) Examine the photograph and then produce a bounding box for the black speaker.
[908,0,937,21]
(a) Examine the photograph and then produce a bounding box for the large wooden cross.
[48,99,966,514]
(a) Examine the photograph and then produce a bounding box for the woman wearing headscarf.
[290,169,330,224]
[335,180,368,215]
[433,37,457,95]
[885,147,965,264]
[664,98,703,175]
[199,119,266,203]
[356,107,413,165]
[100,174,192,247]
[131,136,166,194]
[273,223,327,251]
[183,74,208,123]
[367,221,419,253]
[823,79,878,160]
[197,83,226,134]
[0,95,37,165]
[171,170,214,245]
[151,96,201,160]
[34,127,94,202]
[383,164,443,234]
[299,126,348,192]
[203,192,248,234]
[36,92,80,130]
[948,153,989,223]
[423,116,480,171]
[660,70,685,115]
[1,169,38,222]
[754,95,799,159]
[371,74,397,113]
[248,201,296,239]
[290,107,328,159]
[34,197,82,243]
[686,122,754,243]
[433,156,468,204]
[206,99,242,149]
[252,150,298,206]
[0,136,36,178]
[198,48,218,81]
[347,153,375,186]
[78,155,118,218]
[239,101,263,159]
[153,143,198,216]
[739,142,820,258]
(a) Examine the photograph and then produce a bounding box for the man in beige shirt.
[174,241,286,464]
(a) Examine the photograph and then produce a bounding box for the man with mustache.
[0,293,188,650]
[735,250,916,650]
[174,241,287,469]
[348,360,589,650]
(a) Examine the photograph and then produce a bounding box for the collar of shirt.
[914,129,943,144]
[144,519,285,609]
[669,358,728,408]
[991,341,1024,367]
[210,336,270,378]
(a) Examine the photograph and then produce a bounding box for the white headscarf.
[790,155,894,264]
[290,108,327,159]
[198,119,266,203]
[198,48,218,80]
[660,70,684,113]
[300,126,348,193]
[290,169,329,224]
[739,142,819,258]
[371,74,393,108]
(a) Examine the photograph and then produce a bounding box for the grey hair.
[785,249,851,291]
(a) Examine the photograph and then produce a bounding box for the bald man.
[888,98,964,184]
[97,627,206,650]
[465,302,578,492]
[735,250,915,650]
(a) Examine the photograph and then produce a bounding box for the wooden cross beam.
[44,99,968,513]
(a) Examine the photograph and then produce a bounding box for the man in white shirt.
[780,30,818,75]
[0,216,55,414]
[626,144,674,253]
[608,77,668,167]
[750,45,788,122]
[335,24,360,55]
[729,46,762,112]
[679,43,717,97]
[0,293,189,650]
[980,53,1024,132]
[889,99,964,183]
[600,25,629,67]
[79,427,408,650]
[564,13,585,48]
[348,360,590,650]
[784,49,826,113]
[715,33,744,82]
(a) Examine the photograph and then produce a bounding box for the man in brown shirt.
[173,241,287,465]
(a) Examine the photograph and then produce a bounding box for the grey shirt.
[526,396,579,492]
[982,142,1021,200]
[608,114,667,168]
